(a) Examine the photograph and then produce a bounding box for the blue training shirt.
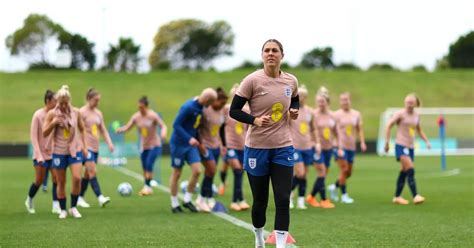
[170,98,203,147]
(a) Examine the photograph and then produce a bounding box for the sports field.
[1,155,473,247]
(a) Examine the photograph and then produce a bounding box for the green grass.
[1,70,473,142]
[1,155,473,247]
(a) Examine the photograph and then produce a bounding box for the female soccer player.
[288,84,315,210]
[384,93,431,205]
[169,88,217,213]
[25,89,60,214]
[43,85,88,219]
[306,87,337,209]
[230,39,299,248]
[223,84,250,211]
[195,87,228,212]
[77,88,114,208]
[328,92,367,204]
[116,96,167,196]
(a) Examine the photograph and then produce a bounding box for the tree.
[299,47,334,69]
[447,31,474,68]
[59,33,96,70]
[368,63,398,71]
[5,14,66,67]
[149,19,234,70]
[411,64,427,72]
[103,37,141,72]
[336,62,360,70]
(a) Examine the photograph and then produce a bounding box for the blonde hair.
[317,86,330,104]
[56,85,71,103]
[406,93,421,107]
[229,83,240,96]
[298,84,308,97]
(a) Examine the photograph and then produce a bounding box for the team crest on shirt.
[284,86,292,98]
[248,158,257,169]
[53,158,60,166]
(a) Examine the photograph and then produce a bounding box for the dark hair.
[86,87,100,100]
[139,96,149,106]
[261,39,284,54]
[44,89,55,104]
[216,87,228,100]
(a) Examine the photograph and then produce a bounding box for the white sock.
[298,196,305,206]
[254,227,265,247]
[184,192,192,203]
[171,196,179,208]
[275,230,288,248]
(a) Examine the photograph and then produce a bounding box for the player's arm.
[416,121,431,149]
[98,111,114,152]
[30,114,44,162]
[311,116,321,154]
[333,119,344,156]
[154,113,168,141]
[356,114,367,152]
[43,111,58,137]
[173,107,197,146]
[116,115,135,133]
[77,111,89,158]
[384,113,400,152]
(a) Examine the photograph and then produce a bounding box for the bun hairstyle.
[262,39,284,55]
[86,87,100,100]
[317,86,330,104]
[139,96,149,107]
[298,84,309,97]
[216,87,229,101]
[56,85,71,103]
[407,93,421,107]
[44,89,55,104]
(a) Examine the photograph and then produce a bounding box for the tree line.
[5,14,474,72]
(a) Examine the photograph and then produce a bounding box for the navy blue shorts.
[52,152,83,169]
[395,144,415,162]
[171,145,201,168]
[33,159,52,168]
[140,146,162,172]
[334,149,356,164]
[84,150,99,164]
[244,146,295,176]
[200,147,220,164]
[226,149,244,164]
[293,148,315,166]
[314,149,333,168]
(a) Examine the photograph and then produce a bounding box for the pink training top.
[236,69,298,149]
[334,109,362,151]
[313,110,338,150]
[390,109,420,148]
[31,108,53,161]
[130,110,162,150]
[199,106,225,149]
[224,103,249,150]
[80,106,104,153]
[290,105,314,150]
[51,106,81,157]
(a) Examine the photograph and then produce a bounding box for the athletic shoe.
[413,195,425,204]
[42,185,48,192]
[297,197,307,209]
[320,199,336,209]
[328,184,339,202]
[306,195,320,208]
[69,207,82,218]
[25,197,35,214]
[196,197,211,213]
[230,202,241,211]
[171,206,184,213]
[138,187,153,196]
[207,198,216,210]
[289,197,295,209]
[340,194,354,204]
[239,200,250,210]
[52,201,61,214]
[77,196,90,208]
[182,202,198,213]
[218,184,225,196]
[59,210,68,219]
[392,196,409,205]
[98,195,111,207]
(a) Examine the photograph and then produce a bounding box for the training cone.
[265,230,296,244]
[211,201,227,213]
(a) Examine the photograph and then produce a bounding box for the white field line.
[422,168,461,178]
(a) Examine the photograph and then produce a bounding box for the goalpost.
[377,108,474,163]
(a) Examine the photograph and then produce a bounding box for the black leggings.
[247,163,293,231]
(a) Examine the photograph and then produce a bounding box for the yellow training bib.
[271,102,284,122]
[409,126,415,138]
[63,129,70,139]
[92,124,99,137]
[345,125,352,136]
[141,127,148,138]
[323,127,331,140]
[193,114,202,129]
[211,125,220,137]
[235,122,243,135]
[299,123,308,135]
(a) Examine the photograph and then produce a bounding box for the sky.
[0,0,473,72]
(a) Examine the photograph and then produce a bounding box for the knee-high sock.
[80,178,89,197]
[406,168,418,197]
[395,171,407,197]
[90,177,102,197]
[233,169,243,202]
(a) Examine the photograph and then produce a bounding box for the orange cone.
[265,230,296,244]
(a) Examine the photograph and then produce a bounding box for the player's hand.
[289,108,299,120]
[189,137,200,147]
[315,143,321,155]
[254,115,271,127]
[360,142,367,152]
[337,148,344,158]
[221,146,227,157]
[82,148,89,159]
[116,127,125,134]
[198,145,208,156]
[108,143,115,153]
[384,142,389,153]
[426,141,432,150]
